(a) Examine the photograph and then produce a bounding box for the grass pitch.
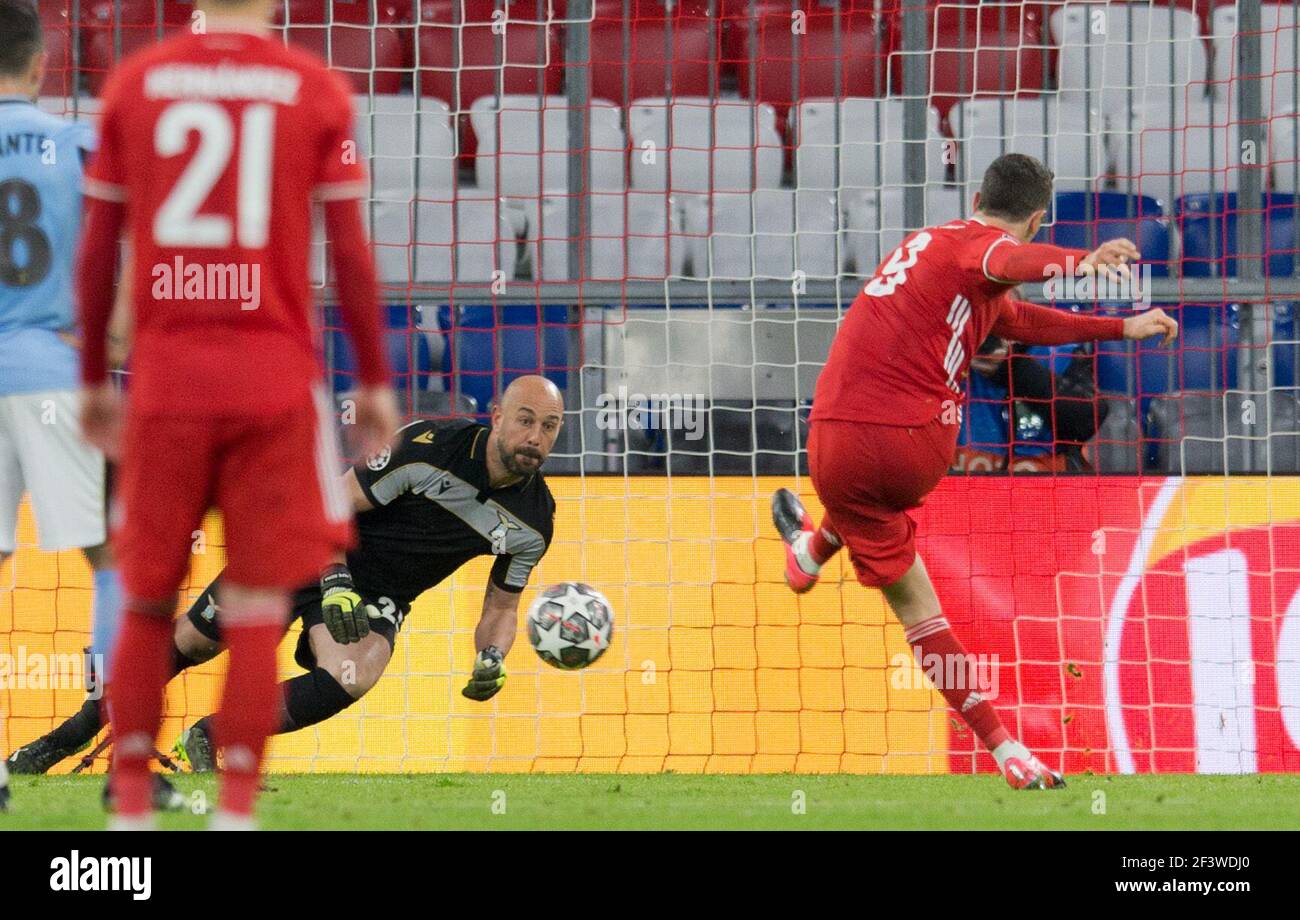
[2,773,1298,830]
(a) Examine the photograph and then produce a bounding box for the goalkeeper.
[9,376,561,774]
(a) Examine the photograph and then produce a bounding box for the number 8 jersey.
[84,29,369,417]
[814,220,1051,427]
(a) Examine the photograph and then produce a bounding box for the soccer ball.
[526,583,615,670]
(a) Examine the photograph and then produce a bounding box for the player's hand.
[1079,239,1140,282]
[319,564,376,644]
[1122,308,1179,346]
[80,383,124,460]
[351,387,401,459]
[461,646,507,701]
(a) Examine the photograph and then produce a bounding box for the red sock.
[215,615,284,816]
[810,518,842,566]
[904,616,1011,753]
[107,609,173,816]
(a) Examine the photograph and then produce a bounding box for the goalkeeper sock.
[108,608,173,817]
[903,615,1011,754]
[214,615,284,816]
[279,668,357,734]
[48,697,105,751]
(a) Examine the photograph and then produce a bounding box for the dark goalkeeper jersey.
[344,418,556,612]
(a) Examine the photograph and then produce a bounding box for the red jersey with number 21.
[813,220,1032,427]
[84,29,368,417]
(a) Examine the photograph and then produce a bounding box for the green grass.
[4,773,1300,830]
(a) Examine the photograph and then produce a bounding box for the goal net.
[3,0,1299,775]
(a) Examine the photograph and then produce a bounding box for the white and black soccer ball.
[526,583,614,670]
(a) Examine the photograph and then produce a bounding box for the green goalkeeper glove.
[320,564,375,644]
[461,646,507,701]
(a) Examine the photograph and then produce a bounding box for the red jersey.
[82,28,384,415]
[812,219,1125,426]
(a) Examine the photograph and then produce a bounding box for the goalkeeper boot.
[172,717,219,773]
[7,734,85,775]
[1003,752,1067,791]
[772,488,819,594]
[102,773,186,813]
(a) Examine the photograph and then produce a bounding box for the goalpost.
[3,0,1299,775]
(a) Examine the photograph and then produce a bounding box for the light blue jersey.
[0,97,94,395]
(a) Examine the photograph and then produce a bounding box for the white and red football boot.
[771,488,820,594]
[1001,750,1067,790]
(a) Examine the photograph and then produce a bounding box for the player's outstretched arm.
[1122,308,1179,345]
[461,582,521,702]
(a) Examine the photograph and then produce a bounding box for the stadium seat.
[368,195,516,285]
[589,12,717,105]
[1272,110,1299,193]
[416,11,561,109]
[451,305,570,415]
[1108,99,1242,198]
[794,99,948,217]
[950,97,1108,202]
[1147,390,1300,473]
[327,303,438,399]
[282,21,409,94]
[1177,192,1299,277]
[736,8,891,124]
[80,0,192,94]
[1211,4,1298,114]
[1037,192,1173,277]
[1051,3,1209,112]
[627,98,783,193]
[38,3,77,97]
[469,96,625,196]
[844,186,965,277]
[1090,396,1142,473]
[282,1,410,24]
[927,2,1050,118]
[354,95,456,197]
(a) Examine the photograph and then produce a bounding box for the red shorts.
[114,393,353,600]
[808,416,957,587]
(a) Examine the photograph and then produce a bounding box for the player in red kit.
[76,0,398,829]
[771,154,1178,790]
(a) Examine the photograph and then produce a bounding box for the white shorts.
[0,390,107,553]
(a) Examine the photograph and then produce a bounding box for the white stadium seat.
[627,97,783,193]
[794,98,948,196]
[1273,110,1300,194]
[1108,99,1242,197]
[1051,3,1208,112]
[469,95,626,196]
[951,97,1108,201]
[353,94,455,197]
[367,195,514,285]
[844,187,965,279]
[1212,4,1299,115]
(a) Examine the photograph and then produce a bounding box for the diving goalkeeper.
[9,376,561,774]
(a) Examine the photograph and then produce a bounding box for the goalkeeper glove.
[461,646,507,701]
[320,564,376,644]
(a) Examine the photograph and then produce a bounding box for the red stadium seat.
[589,13,718,104]
[417,14,561,169]
[281,1,411,25]
[38,2,77,97]
[928,3,1049,120]
[736,8,892,123]
[80,0,193,94]
[283,24,409,94]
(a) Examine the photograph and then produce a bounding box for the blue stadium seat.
[449,305,570,417]
[327,303,437,397]
[1095,303,1237,409]
[1037,192,1173,277]
[1177,193,1300,277]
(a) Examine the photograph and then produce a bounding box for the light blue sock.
[91,568,124,680]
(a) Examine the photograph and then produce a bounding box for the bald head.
[487,375,564,483]
[500,375,564,417]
